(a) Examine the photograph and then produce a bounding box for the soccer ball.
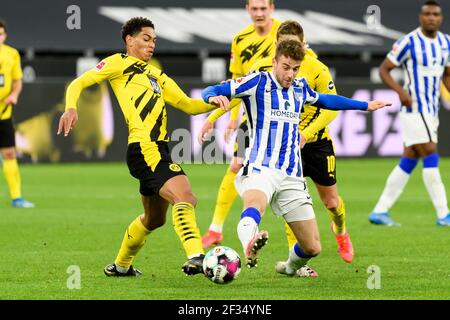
[203,246,241,284]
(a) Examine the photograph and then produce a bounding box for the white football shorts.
[399,111,439,147]
[234,166,315,222]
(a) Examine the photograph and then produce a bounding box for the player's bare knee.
[323,197,339,211]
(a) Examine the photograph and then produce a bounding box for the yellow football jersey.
[298,55,338,143]
[0,44,22,120]
[225,19,282,122]
[229,19,282,78]
[66,53,215,168]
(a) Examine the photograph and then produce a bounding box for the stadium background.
[1,0,450,162]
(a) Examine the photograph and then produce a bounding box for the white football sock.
[373,166,410,213]
[286,245,311,274]
[237,217,258,252]
[422,168,449,219]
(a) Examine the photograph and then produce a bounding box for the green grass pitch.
[1,159,449,300]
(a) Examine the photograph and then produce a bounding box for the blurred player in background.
[201,0,281,247]
[202,40,390,276]
[0,20,34,208]
[200,21,354,264]
[369,0,450,226]
[58,17,221,277]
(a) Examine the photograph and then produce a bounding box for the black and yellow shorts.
[302,139,337,186]
[233,120,250,158]
[127,142,185,196]
[0,118,16,148]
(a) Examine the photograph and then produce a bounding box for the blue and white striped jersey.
[229,71,318,177]
[387,28,450,115]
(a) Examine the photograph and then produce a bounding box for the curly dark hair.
[0,19,7,33]
[423,0,440,7]
[121,17,154,43]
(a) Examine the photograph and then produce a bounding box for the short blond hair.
[277,20,304,42]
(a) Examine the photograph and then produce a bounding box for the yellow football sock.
[211,167,238,228]
[328,197,346,235]
[114,215,150,269]
[284,222,297,250]
[172,202,204,258]
[3,159,21,199]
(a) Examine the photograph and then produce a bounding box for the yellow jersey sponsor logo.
[169,163,182,172]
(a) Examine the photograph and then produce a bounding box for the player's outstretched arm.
[313,94,391,111]
[202,72,260,113]
[174,95,219,115]
[367,100,393,111]
[163,77,218,115]
[207,98,241,123]
[201,83,233,111]
[208,96,230,111]
[57,75,97,137]
[58,54,123,136]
